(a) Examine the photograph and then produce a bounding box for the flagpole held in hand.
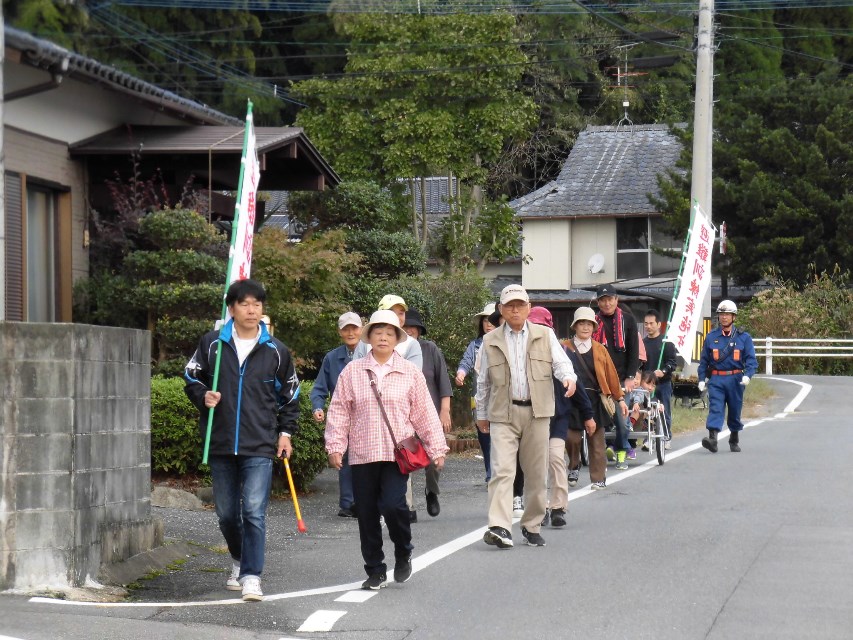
[282,457,307,533]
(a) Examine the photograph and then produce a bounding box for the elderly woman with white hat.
[325,309,449,591]
[565,306,628,490]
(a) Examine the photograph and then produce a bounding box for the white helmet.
[716,299,738,314]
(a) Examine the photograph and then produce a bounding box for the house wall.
[5,128,89,287]
[571,218,617,287]
[4,65,194,145]
[0,323,159,591]
[522,219,571,290]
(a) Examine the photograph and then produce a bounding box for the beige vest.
[482,322,556,422]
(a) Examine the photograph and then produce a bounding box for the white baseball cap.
[337,312,362,330]
[500,284,529,305]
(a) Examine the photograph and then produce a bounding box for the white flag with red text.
[228,109,260,287]
[665,204,716,361]
[220,104,260,325]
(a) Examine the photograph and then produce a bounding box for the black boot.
[701,429,718,453]
[729,431,741,453]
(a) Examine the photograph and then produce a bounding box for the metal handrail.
[755,337,853,374]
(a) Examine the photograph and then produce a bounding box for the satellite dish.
[587,253,605,274]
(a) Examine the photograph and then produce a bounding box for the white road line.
[296,610,347,632]
[335,590,377,603]
[29,376,812,611]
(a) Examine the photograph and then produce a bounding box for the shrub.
[738,269,853,374]
[285,381,329,492]
[150,375,205,475]
[150,377,328,490]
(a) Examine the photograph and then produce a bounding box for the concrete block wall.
[0,323,161,591]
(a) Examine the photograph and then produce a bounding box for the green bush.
[150,375,205,475]
[286,381,329,492]
[738,269,853,375]
[150,377,328,490]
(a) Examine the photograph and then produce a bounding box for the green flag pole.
[202,99,254,465]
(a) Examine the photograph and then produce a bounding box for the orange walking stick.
[282,457,307,533]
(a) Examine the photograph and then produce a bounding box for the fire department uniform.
[697,326,758,434]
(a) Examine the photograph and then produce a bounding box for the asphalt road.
[2,375,851,640]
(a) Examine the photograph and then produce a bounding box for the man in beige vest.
[476,284,577,548]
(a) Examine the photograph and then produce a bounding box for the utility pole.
[690,0,715,358]
[1,5,6,322]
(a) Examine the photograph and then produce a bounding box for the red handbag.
[367,371,431,475]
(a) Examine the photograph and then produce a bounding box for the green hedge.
[150,376,327,490]
[150,375,205,475]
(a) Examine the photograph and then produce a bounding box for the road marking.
[30,376,812,611]
[335,590,377,603]
[296,610,347,632]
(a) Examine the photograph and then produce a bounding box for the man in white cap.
[311,311,363,517]
[476,284,577,549]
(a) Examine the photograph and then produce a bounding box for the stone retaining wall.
[0,323,160,590]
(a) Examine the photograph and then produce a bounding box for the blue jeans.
[613,406,631,451]
[209,455,273,580]
[477,427,492,482]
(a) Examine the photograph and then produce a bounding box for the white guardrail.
[755,338,853,375]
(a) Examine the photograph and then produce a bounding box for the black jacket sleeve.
[623,313,640,380]
[275,340,301,435]
[184,333,214,413]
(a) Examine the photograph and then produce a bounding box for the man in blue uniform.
[697,300,758,453]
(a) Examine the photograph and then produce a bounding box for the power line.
[106,1,853,12]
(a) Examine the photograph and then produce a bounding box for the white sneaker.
[241,576,263,602]
[665,440,672,450]
[226,562,241,591]
[512,496,524,517]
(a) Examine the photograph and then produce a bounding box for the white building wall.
[522,219,570,290]
[571,218,616,288]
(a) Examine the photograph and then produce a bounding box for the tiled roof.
[399,177,457,215]
[512,124,684,219]
[5,26,239,126]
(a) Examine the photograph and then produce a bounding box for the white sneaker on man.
[512,496,524,517]
[241,576,263,602]
[226,562,241,591]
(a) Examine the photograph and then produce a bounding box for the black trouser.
[351,461,413,577]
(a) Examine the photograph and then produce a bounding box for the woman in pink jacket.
[325,309,449,590]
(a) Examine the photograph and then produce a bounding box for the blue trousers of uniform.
[706,374,745,432]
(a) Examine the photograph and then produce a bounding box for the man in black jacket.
[593,284,640,469]
[184,279,300,602]
[643,309,678,447]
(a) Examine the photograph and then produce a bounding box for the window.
[26,185,57,322]
[616,217,680,280]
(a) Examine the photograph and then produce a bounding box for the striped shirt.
[325,351,449,465]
